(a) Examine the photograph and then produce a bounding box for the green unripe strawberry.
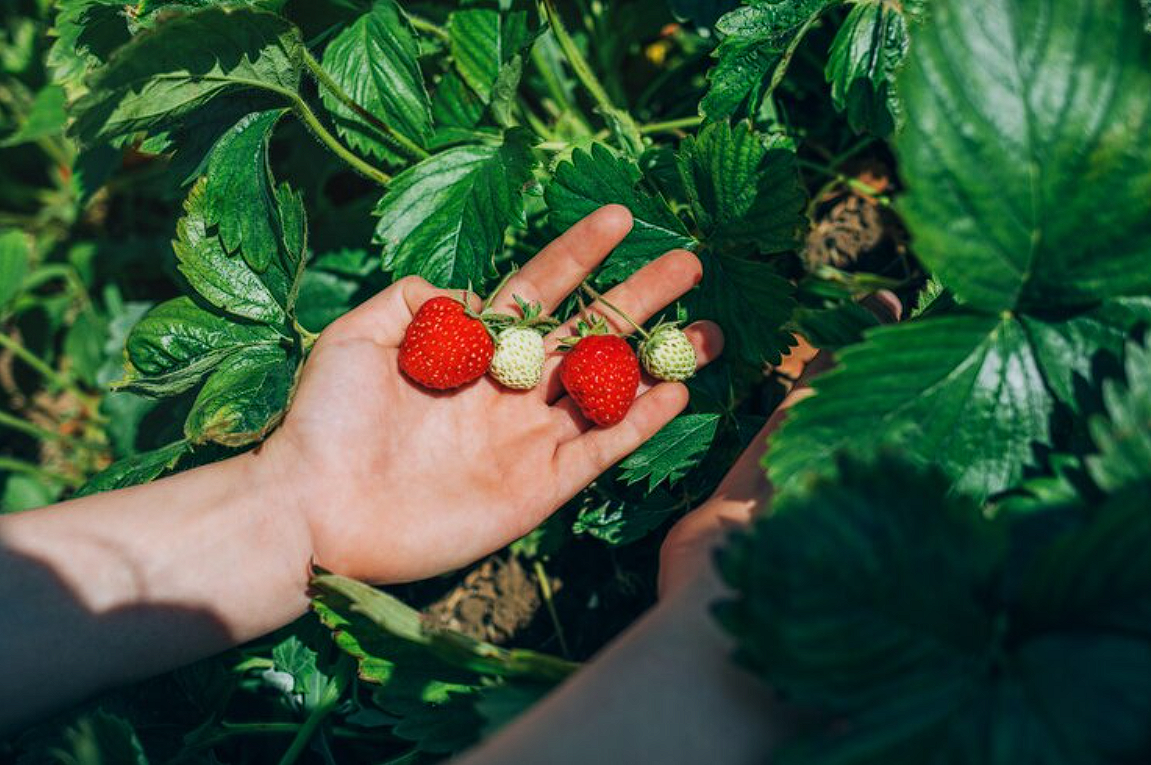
[641,324,696,381]
[490,326,546,390]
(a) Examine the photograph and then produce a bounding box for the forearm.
[459,564,787,765]
[0,449,312,731]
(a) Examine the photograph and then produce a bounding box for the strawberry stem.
[483,267,519,312]
[579,283,651,340]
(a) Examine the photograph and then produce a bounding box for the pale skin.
[0,203,852,761]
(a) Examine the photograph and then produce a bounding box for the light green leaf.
[620,414,721,491]
[185,343,295,446]
[320,0,432,165]
[0,230,30,312]
[174,179,291,325]
[121,297,282,396]
[70,6,302,144]
[373,129,537,288]
[545,143,697,286]
[677,121,806,253]
[48,0,131,93]
[448,4,532,103]
[74,440,190,498]
[895,0,1151,311]
[202,110,285,272]
[768,314,1055,499]
[825,0,910,137]
[687,250,796,366]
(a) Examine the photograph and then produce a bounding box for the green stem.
[0,332,77,393]
[540,0,643,153]
[639,115,703,135]
[277,701,337,765]
[533,559,571,658]
[301,50,429,163]
[407,12,450,42]
[797,158,892,207]
[287,94,391,186]
[0,410,90,448]
[579,283,650,340]
[0,456,77,487]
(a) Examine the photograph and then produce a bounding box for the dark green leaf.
[432,68,486,130]
[620,414,721,491]
[1087,336,1151,493]
[825,0,910,137]
[1,86,68,147]
[70,6,302,144]
[373,129,537,287]
[546,143,696,286]
[320,0,432,165]
[74,440,190,498]
[64,310,109,388]
[687,250,796,365]
[767,314,1054,499]
[668,0,740,28]
[895,0,1151,311]
[48,0,131,92]
[121,297,282,396]
[794,300,881,350]
[295,270,359,332]
[201,110,285,272]
[572,491,679,546]
[184,343,295,446]
[677,121,806,253]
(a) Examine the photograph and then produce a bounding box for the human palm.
[263,206,723,584]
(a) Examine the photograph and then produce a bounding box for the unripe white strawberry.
[640,325,696,381]
[489,326,546,390]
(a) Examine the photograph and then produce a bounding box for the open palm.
[264,206,723,584]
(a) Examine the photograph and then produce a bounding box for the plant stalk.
[579,283,651,340]
[0,332,77,393]
[287,94,391,187]
[406,12,450,42]
[766,11,824,101]
[0,456,77,487]
[301,50,429,162]
[639,115,703,135]
[533,559,571,658]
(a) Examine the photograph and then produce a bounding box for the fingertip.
[665,249,703,285]
[683,320,724,366]
[595,203,634,236]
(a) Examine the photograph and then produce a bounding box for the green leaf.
[184,343,295,446]
[794,300,881,350]
[174,179,294,326]
[0,230,30,312]
[448,4,532,103]
[1,85,68,147]
[48,710,151,765]
[619,414,721,491]
[64,310,110,388]
[668,0,740,28]
[121,297,282,396]
[373,129,537,288]
[1087,336,1151,493]
[48,0,131,93]
[70,6,302,144]
[676,121,806,253]
[201,110,285,272]
[768,314,1053,499]
[74,440,190,498]
[687,250,796,366]
[572,490,679,546]
[701,0,834,120]
[271,635,322,695]
[825,0,910,137]
[545,143,697,286]
[432,68,486,130]
[895,0,1151,311]
[320,0,433,165]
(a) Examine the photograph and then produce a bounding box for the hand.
[659,292,901,597]
[262,205,724,584]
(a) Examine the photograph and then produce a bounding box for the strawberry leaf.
[545,143,697,287]
[1087,336,1151,494]
[447,2,533,104]
[184,343,295,446]
[70,6,302,145]
[319,0,432,166]
[373,129,537,288]
[74,440,191,498]
[895,0,1151,311]
[619,414,721,491]
[677,121,806,254]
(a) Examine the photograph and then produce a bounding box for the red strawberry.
[399,296,495,390]
[560,332,640,427]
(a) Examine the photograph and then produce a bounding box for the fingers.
[552,383,690,499]
[540,250,704,402]
[325,276,480,347]
[549,321,724,440]
[488,205,634,313]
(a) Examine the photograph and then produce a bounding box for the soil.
[423,555,543,644]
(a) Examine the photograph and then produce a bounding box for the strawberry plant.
[1,0,1150,761]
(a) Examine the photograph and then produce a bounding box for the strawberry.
[398,296,494,390]
[490,327,546,390]
[560,321,640,426]
[640,323,696,382]
[487,296,558,391]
